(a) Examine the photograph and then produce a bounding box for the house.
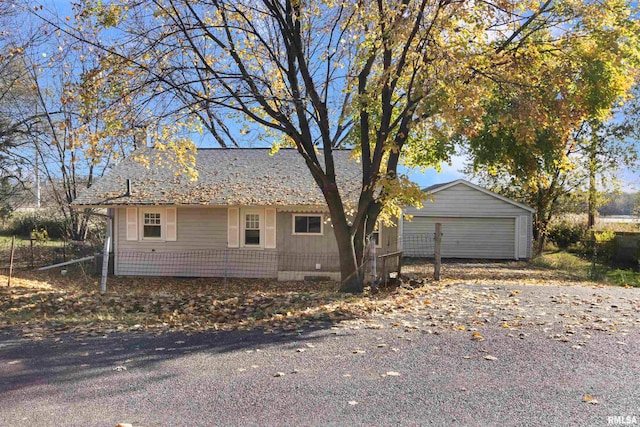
[402,180,534,260]
[72,148,398,280]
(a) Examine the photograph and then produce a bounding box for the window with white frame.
[371,224,382,248]
[243,212,261,246]
[142,211,162,239]
[293,214,323,235]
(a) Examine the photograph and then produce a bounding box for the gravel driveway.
[1,281,639,427]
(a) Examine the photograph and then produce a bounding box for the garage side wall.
[404,183,533,260]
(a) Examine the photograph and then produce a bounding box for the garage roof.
[423,179,535,213]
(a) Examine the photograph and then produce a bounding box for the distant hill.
[598,192,640,216]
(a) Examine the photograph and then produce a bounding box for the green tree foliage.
[462,2,640,254]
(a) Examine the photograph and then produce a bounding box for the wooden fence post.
[434,223,442,281]
[7,236,15,287]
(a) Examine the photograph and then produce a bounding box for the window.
[130,207,176,242]
[371,225,382,248]
[143,211,162,239]
[293,214,323,235]
[244,212,261,246]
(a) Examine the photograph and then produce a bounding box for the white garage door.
[404,217,516,259]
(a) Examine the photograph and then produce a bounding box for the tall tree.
[3,5,153,239]
[70,0,640,291]
[0,3,38,209]
[463,10,640,253]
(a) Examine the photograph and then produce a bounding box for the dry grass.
[9,268,342,295]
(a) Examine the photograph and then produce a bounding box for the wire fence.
[2,232,439,284]
[115,249,343,279]
[401,233,436,258]
[113,234,436,280]
[0,238,99,276]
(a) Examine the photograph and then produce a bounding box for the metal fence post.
[224,248,229,291]
[7,236,15,287]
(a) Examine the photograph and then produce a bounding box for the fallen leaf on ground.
[471,331,484,341]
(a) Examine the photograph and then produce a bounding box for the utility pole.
[34,97,41,209]
[35,146,40,209]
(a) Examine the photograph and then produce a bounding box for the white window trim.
[241,208,264,249]
[140,207,165,241]
[372,225,382,249]
[292,214,324,236]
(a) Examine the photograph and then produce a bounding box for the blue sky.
[37,0,637,193]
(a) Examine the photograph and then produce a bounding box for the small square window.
[371,230,379,246]
[371,224,382,248]
[294,215,323,234]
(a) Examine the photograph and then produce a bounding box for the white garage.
[401,180,534,260]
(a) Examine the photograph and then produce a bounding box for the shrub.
[7,212,68,239]
[30,228,49,243]
[606,269,640,287]
[577,229,618,271]
[548,221,588,249]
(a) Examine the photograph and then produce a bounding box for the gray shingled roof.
[421,181,452,193]
[72,148,361,207]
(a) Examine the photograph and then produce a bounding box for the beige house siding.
[116,206,227,252]
[276,212,399,274]
[113,206,399,278]
[277,212,340,272]
[114,207,277,278]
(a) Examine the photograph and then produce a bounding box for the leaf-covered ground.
[1,261,638,342]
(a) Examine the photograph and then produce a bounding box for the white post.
[35,153,41,209]
[101,216,112,293]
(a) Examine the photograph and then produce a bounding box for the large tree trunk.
[333,221,362,293]
[317,179,364,293]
